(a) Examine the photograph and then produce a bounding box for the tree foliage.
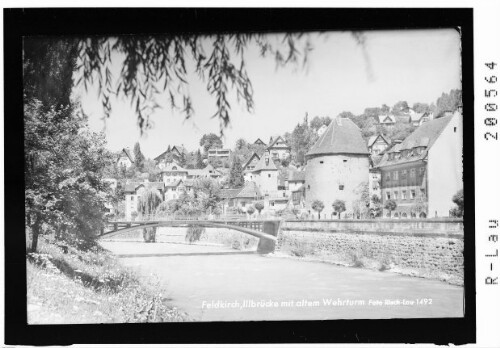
[451,189,464,217]
[25,100,114,251]
[311,199,325,219]
[73,34,315,133]
[332,199,346,219]
[228,156,245,188]
[384,199,397,217]
[435,89,462,118]
[200,133,223,154]
[254,201,265,215]
[133,142,145,170]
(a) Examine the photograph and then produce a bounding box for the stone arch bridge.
[99,219,281,254]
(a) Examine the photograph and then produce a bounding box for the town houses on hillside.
[115,105,462,221]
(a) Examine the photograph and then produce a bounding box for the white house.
[251,151,279,196]
[117,148,134,169]
[267,135,291,160]
[376,110,463,218]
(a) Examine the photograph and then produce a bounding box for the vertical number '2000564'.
[485,62,498,140]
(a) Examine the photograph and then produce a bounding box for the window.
[385,172,391,180]
[320,161,324,164]
[401,190,407,199]
[268,174,271,178]
[392,171,399,180]
[339,185,344,190]
[308,185,310,190]
[401,170,407,178]
[386,192,391,200]
[271,202,275,207]
[419,167,425,175]
[131,196,135,201]
[420,188,426,197]
[411,189,416,199]
[343,159,347,163]
[393,191,398,200]
[410,168,416,178]
[241,202,246,207]
[454,127,457,133]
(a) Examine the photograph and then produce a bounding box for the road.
[100,239,464,322]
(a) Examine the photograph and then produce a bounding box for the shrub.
[185,225,205,244]
[254,202,265,215]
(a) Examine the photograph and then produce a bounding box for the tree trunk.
[31,214,41,252]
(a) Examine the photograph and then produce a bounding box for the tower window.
[339,185,344,190]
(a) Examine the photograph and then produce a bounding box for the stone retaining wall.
[281,218,464,237]
[276,223,464,285]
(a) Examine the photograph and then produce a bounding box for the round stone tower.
[305,117,370,217]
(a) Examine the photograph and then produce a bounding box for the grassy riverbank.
[27,236,189,324]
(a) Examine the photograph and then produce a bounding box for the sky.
[79,29,462,159]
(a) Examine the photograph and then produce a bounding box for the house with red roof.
[376,110,463,218]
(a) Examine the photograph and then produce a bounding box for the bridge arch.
[99,220,280,254]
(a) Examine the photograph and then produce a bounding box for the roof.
[164,179,183,188]
[219,188,243,199]
[252,154,278,172]
[160,162,188,173]
[236,181,262,198]
[410,112,425,122]
[376,113,456,168]
[377,114,396,124]
[288,170,306,182]
[242,152,260,170]
[119,148,134,162]
[395,115,411,123]
[306,117,369,157]
[367,134,391,148]
[124,181,164,193]
[267,135,290,149]
[154,145,187,161]
[254,138,267,146]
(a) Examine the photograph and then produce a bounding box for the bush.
[185,225,205,244]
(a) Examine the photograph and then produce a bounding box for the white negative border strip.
[474,1,500,347]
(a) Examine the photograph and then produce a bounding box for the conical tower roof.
[306,117,369,157]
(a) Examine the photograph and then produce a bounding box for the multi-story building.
[154,145,187,168]
[305,116,370,217]
[160,162,189,184]
[117,148,134,169]
[367,134,391,155]
[267,135,291,160]
[243,152,261,182]
[251,151,279,196]
[207,147,231,161]
[376,110,463,218]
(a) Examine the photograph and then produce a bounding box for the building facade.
[267,136,291,160]
[376,110,463,218]
[117,148,134,169]
[305,117,370,216]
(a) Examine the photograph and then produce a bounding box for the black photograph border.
[4,7,475,345]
